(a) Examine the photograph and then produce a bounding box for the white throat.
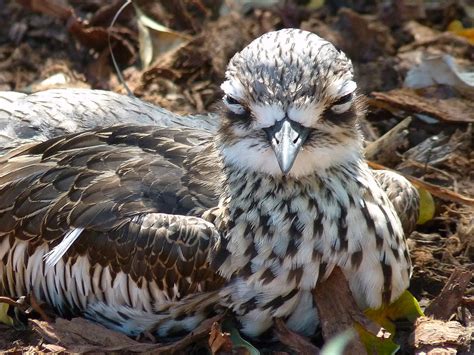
[220,137,363,178]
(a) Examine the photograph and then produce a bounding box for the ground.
[0,0,472,353]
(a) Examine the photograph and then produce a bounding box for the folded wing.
[0,125,223,319]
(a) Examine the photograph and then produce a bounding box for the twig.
[0,295,31,314]
[401,159,458,187]
[425,268,473,321]
[367,161,474,206]
[0,296,20,307]
[364,117,411,163]
[29,293,53,323]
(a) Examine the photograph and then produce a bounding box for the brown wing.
[0,125,223,309]
[372,169,420,234]
[69,213,224,301]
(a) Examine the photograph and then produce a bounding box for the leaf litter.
[0,0,473,353]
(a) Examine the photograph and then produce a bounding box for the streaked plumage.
[0,89,217,154]
[0,29,419,338]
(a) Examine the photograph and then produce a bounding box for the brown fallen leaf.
[40,343,67,352]
[313,267,378,354]
[274,318,320,355]
[425,268,473,321]
[16,0,73,20]
[31,314,223,353]
[31,317,148,353]
[17,0,136,67]
[335,8,396,62]
[399,32,473,61]
[209,321,233,354]
[402,21,439,43]
[371,89,474,123]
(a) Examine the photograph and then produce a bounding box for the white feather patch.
[338,80,357,96]
[220,80,245,100]
[44,227,84,270]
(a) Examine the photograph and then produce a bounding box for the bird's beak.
[264,119,310,174]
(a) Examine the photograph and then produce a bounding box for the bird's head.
[218,28,365,178]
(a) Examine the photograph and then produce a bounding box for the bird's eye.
[225,96,240,105]
[223,95,249,117]
[330,93,353,114]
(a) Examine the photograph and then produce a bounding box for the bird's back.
[0,89,218,154]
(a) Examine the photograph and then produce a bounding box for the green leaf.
[0,302,14,326]
[222,320,260,355]
[417,187,435,224]
[307,0,325,9]
[383,290,424,322]
[360,291,423,354]
[364,290,424,338]
[356,324,400,355]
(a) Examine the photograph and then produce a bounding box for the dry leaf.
[209,321,233,354]
[31,315,223,353]
[372,89,474,123]
[404,55,474,99]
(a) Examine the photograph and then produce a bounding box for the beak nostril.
[264,119,310,174]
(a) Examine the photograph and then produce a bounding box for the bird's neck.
[221,157,366,214]
[209,157,369,279]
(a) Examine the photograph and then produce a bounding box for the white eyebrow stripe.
[221,80,245,101]
[252,104,285,128]
[338,80,357,96]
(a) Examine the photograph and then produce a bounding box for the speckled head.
[218,29,365,178]
[223,29,354,110]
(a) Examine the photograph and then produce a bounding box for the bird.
[0,88,217,155]
[0,28,419,339]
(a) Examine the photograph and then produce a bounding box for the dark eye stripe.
[225,96,240,105]
[226,108,251,123]
[333,93,353,106]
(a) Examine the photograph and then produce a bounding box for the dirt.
[0,0,472,353]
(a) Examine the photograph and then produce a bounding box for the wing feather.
[372,169,420,234]
[0,125,223,310]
